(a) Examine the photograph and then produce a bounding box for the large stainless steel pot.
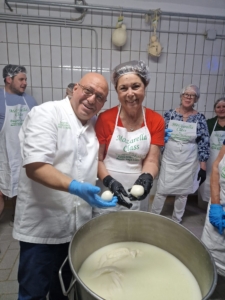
[59,211,217,300]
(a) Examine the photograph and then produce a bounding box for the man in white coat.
[13,73,117,300]
[0,64,37,224]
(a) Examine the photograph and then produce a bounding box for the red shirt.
[96,106,165,153]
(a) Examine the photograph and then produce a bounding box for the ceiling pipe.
[5,0,225,20]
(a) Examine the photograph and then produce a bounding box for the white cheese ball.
[130,185,144,198]
[101,190,114,201]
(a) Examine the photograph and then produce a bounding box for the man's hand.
[68,180,117,208]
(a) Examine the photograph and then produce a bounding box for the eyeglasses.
[182,93,196,99]
[77,83,106,104]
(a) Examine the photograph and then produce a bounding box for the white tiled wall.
[0,2,224,117]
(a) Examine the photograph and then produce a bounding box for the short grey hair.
[180,84,200,101]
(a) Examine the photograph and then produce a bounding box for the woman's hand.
[165,128,173,143]
[197,168,206,185]
[103,175,132,209]
[209,204,225,235]
[128,173,153,201]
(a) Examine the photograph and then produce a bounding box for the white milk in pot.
[78,241,202,300]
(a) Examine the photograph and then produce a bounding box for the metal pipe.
[1,13,225,39]
[5,0,225,21]
[0,13,99,71]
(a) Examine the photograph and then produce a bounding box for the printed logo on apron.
[221,167,225,179]
[157,111,199,195]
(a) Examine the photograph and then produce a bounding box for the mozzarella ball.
[101,190,114,201]
[130,185,144,198]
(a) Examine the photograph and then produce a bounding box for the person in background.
[93,60,165,217]
[199,98,225,203]
[0,64,37,225]
[201,142,225,277]
[65,82,75,99]
[151,84,210,223]
[12,73,117,300]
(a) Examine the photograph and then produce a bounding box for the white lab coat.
[13,98,98,244]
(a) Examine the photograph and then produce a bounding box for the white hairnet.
[180,84,200,100]
[111,60,150,88]
[3,64,27,79]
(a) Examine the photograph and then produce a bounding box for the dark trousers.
[18,241,72,300]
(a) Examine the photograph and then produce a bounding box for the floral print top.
[164,109,210,162]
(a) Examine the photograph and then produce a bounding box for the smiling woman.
[151,84,210,223]
[93,60,165,216]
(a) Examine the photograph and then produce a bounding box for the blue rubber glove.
[68,180,118,208]
[209,204,224,235]
[165,128,173,143]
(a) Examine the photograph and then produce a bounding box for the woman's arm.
[196,114,210,162]
[210,145,225,204]
[142,144,161,178]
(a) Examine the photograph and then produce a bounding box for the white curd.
[78,241,202,300]
[101,190,113,201]
[130,185,144,197]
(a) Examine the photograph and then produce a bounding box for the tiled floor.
[0,197,224,300]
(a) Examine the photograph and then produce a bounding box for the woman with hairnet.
[151,84,210,223]
[65,83,75,99]
[199,97,225,204]
[93,60,165,216]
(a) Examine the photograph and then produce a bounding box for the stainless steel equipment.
[59,211,217,300]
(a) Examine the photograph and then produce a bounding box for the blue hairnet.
[3,64,27,79]
[111,60,150,87]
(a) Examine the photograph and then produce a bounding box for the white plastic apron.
[201,154,225,276]
[0,89,30,197]
[157,115,200,195]
[94,106,151,216]
[13,99,98,243]
[199,120,225,202]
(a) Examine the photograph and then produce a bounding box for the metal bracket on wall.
[74,0,87,14]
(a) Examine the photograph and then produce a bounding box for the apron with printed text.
[199,120,225,202]
[93,106,151,216]
[201,154,225,276]
[157,114,200,195]
[0,89,30,197]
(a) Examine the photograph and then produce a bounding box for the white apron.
[199,120,225,202]
[201,154,225,276]
[157,115,200,195]
[13,99,98,244]
[0,89,30,197]
[93,106,151,216]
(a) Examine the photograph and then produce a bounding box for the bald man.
[13,73,117,300]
